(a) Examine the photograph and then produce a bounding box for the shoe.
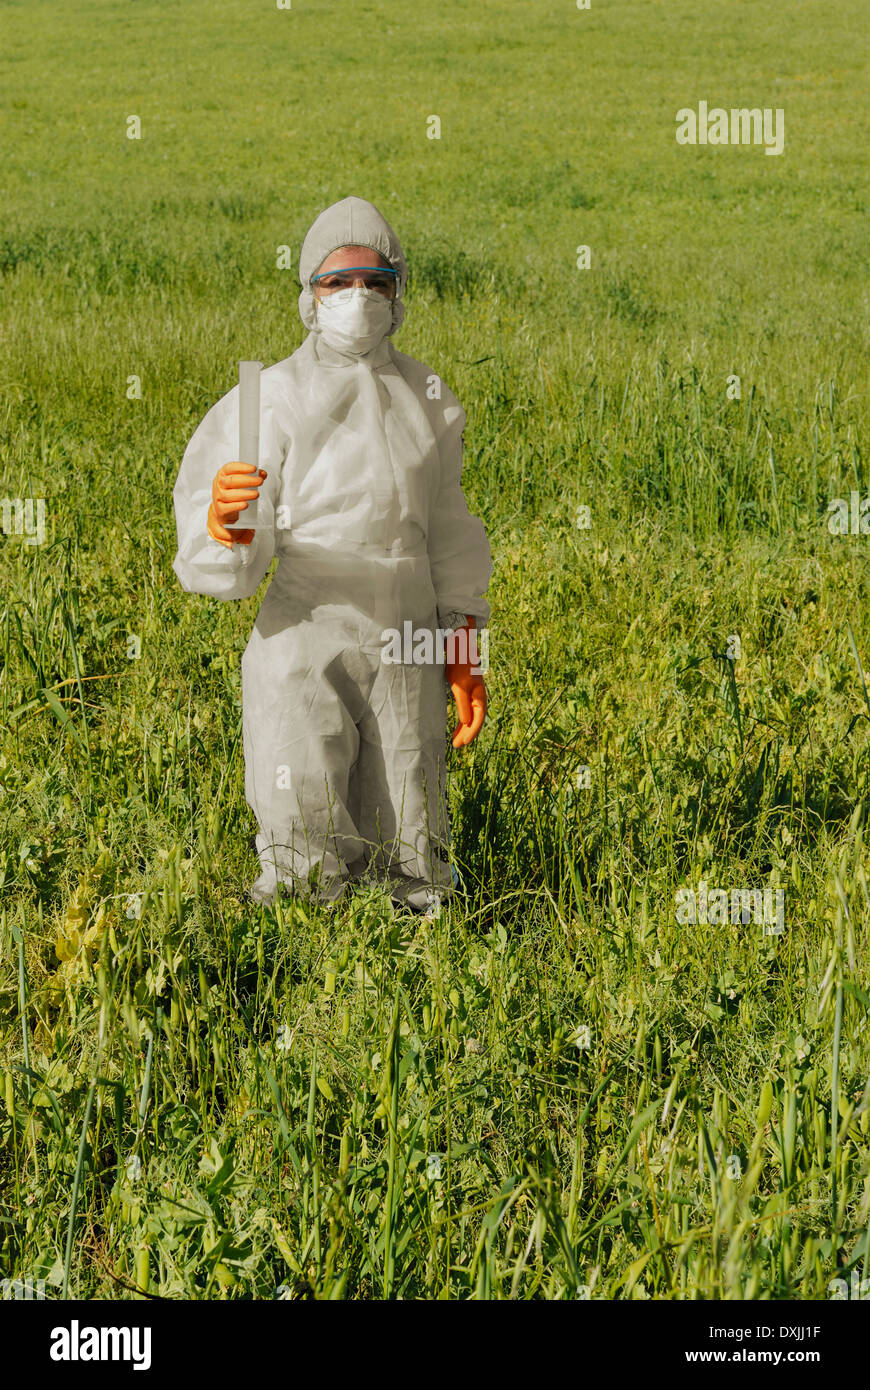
[249,873,349,909]
[392,887,444,922]
[248,872,278,906]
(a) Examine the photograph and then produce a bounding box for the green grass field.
[1,0,868,1299]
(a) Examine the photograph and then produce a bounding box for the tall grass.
[1,0,868,1299]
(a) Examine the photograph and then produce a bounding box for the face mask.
[315,286,393,355]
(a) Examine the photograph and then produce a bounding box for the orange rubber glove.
[207,462,267,549]
[445,616,487,749]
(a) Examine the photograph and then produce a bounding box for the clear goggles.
[311,265,399,299]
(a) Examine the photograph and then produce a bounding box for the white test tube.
[229,359,263,534]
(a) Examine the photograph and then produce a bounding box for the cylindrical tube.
[231,360,263,531]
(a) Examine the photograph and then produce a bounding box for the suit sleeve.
[427,400,492,628]
[171,384,281,600]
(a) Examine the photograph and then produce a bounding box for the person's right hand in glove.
[207,463,267,548]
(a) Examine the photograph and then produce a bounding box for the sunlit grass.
[1,0,868,1300]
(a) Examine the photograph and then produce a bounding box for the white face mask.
[315,286,393,355]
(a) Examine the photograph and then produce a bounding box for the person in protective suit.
[172,196,491,911]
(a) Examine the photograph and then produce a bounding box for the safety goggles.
[311,265,399,299]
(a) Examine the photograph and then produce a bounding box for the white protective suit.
[172,197,492,907]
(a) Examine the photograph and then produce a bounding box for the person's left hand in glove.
[445,617,487,749]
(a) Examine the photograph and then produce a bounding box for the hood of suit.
[297,196,408,337]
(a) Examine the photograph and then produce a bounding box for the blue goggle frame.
[311,265,399,285]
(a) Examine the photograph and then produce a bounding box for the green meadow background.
[1,0,868,1299]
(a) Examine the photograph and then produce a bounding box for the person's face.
[312,245,397,300]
